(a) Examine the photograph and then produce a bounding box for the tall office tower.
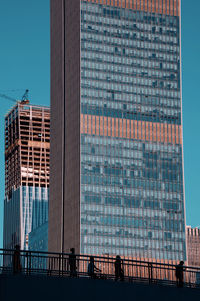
[50,0,186,260]
[3,103,50,250]
[186,226,200,267]
[29,194,48,252]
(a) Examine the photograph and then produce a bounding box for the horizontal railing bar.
[1,248,200,272]
[1,248,200,290]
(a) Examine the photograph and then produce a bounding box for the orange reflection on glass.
[134,120,138,139]
[100,116,103,136]
[152,0,155,13]
[168,124,171,144]
[127,120,130,139]
[142,121,145,140]
[172,124,175,144]
[170,0,173,15]
[148,0,152,12]
[144,0,147,11]
[88,115,92,135]
[122,0,126,8]
[167,0,170,15]
[178,0,180,16]
[104,116,107,136]
[163,0,166,14]
[146,122,149,141]
[141,0,144,11]
[149,122,153,141]
[165,124,168,143]
[161,123,164,142]
[176,124,179,144]
[138,121,142,140]
[123,119,127,138]
[84,114,88,134]
[96,116,99,136]
[157,123,160,142]
[159,0,162,14]
[92,116,96,135]
[114,0,118,7]
[155,0,159,13]
[129,0,133,9]
[153,123,157,142]
[80,114,182,145]
[174,0,177,16]
[131,120,134,139]
[81,0,177,15]
[115,118,119,137]
[119,119,123,138]
[108,117,111,137]
[112,118,115,137]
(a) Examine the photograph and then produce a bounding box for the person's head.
[15,245,20,250]
[180,261,184,265]
[116,255,120,260]
[70,248,75,254]
[90,256,94,262]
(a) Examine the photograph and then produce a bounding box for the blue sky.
[0,1,199,248]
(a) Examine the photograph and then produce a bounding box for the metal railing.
[1,249,200,289]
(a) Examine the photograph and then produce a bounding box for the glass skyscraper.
[4,104,50,251]
[49,0,186,261]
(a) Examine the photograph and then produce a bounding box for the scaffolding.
[5,103,50,197]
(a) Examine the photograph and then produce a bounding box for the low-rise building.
[187,226,200,267]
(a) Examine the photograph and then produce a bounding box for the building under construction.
[3,103,50,250]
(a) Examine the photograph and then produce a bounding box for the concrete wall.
[49,0,80,254]
[1,275,200,301]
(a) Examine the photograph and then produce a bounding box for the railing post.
[148,263,153,283]
[59,253,61,276]
[28,251,32,275]
[26,252,28,275]
[48,256,52,276]
[62,254,64,276]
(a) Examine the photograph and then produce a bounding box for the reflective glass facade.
[4,186,49,250]
[80,0,186,260]
[29,222,48,253]
[29,191,49,252]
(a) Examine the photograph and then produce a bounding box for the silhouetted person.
[175,261,184,287]
[13,245,22,274]
[88,256,101,279]
[69,248,77,277]
[115,255,124,281]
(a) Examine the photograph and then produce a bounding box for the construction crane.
[0,89,29,105]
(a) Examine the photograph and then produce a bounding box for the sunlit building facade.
[50,0,186,260]
[3,104,50,250]
[187,226,200,267]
